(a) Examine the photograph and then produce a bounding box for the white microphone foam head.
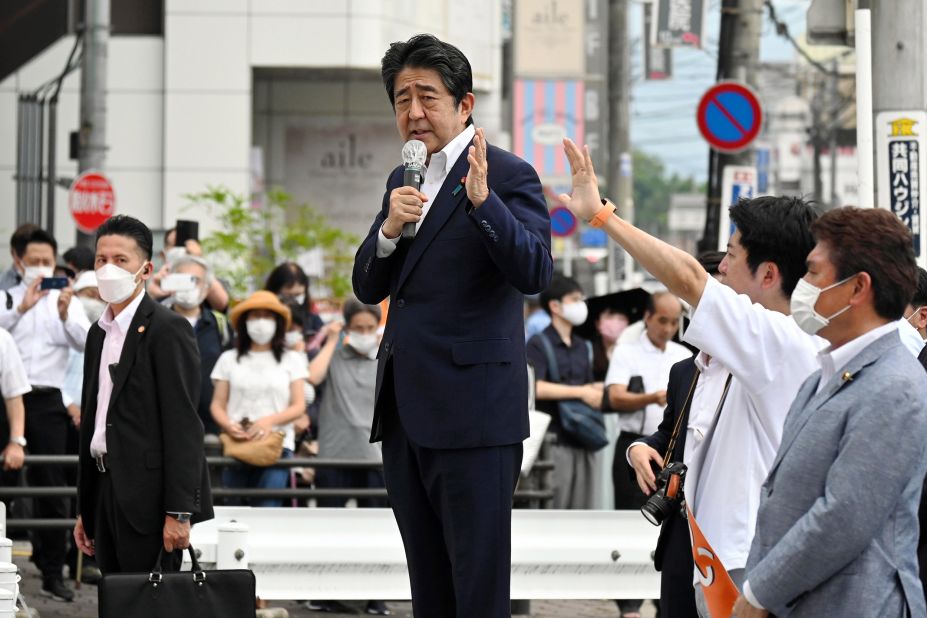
[402,140,427,167]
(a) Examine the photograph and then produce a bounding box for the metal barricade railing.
[0,455,556,530]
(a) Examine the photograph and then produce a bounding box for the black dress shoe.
[303,600,359,613]
[41,578,75,602]
[365,600,392,615]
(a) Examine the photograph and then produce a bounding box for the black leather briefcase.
[99,546,256,618]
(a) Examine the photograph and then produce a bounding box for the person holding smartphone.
[0,227,90,602]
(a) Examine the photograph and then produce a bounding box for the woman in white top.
[210,291,308,507]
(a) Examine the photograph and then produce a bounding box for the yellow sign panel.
[889,117,919,137]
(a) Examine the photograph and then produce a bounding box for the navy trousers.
[380,375,522,617]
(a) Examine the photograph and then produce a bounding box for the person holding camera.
[526,275,605,510]
[561,139,822,616]
[0,227,89,602]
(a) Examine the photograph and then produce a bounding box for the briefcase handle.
[148,545,207,586]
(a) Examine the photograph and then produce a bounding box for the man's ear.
[759,261,780,290]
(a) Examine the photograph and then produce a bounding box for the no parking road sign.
[697,82,763,154]
[550,206,578,238]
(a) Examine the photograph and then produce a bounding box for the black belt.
[28,386,61,395]
[94,454,109,473]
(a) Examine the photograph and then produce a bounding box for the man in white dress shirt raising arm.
[561,139,822,617]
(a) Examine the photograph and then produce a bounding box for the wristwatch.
[168,512,192,523]
[8,436,26,448]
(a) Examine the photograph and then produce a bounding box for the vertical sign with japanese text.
[653,0,707,48]
[877,112,927,263]
[643,2,673,80]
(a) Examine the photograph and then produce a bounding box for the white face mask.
[347,332,379,357]
[284,331,304,348]
[247,318,277,345]
[560,300,589,327]
[96,262,147,305]
[23,265,54,287]
[790,275,855,335]
[79,297,106,322]
[173,287,205,310]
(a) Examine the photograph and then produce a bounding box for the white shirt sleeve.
[376,224,401,258]
[0,330,30,399]
[742,580,765,610]
[285,351,310,382]
[604,345,633,387]
[62,294,91,352]
[684,275,809,394]
[210,350,233,382]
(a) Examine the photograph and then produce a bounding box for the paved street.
[13,542,657,618]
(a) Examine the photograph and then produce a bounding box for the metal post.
[607,0,632,291]
[77,0,109,245]
[47,97,58,233]
[855,8,873,208]
[828,59,839,209]
[15,96,26,225]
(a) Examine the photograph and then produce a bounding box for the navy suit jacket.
[353,139,552,449]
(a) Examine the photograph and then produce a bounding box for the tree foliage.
[632,150,705,237]
[184,187,358,301]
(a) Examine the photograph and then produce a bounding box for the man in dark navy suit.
[353,34,552,618]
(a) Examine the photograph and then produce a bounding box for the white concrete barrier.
[189,507,660,600]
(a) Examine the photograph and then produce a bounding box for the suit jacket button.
[396,299,405,308]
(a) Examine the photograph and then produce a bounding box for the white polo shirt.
[682,275,823,574]
[605,330,692,435]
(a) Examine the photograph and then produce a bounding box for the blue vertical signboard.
[717,166,757,252]
[877,112,927,264]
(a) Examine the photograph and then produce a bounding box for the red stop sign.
[69,171,115,232]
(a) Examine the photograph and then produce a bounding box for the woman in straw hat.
[209,291,309,506]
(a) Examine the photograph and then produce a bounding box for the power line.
[763,0,840,76]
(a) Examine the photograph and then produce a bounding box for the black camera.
[641,462,687,526]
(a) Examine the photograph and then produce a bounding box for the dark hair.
[265,262,311,311]
[10,223,41,258]
[539,275,583,315]
[381,34,474,126]
[21,227,57,256]
[645,291,681,316]
[812,207,916,321]
[913,267,927,308]
[95,215,153,261]
[285,302,305,331]
[63,246,95,272]
[697,251,725,277]
[235,309,286,362]
[343,297,382,326]
[729,196,819,297]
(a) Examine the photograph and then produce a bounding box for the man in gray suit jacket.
[735,207,927,618]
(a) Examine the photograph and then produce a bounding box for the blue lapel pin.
[451,176,466,196]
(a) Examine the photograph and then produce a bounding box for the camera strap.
[662,367,700,467]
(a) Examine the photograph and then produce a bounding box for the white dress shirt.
[0,283,89,388]
[895,317,924,358]
[742,319,901,609]
[376,124,476,258]
[90,291,146,456]
[681,275,823,576]
[605,330,693,435]
[0,327,31,400]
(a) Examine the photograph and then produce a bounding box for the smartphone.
[161,273,197,292]
[40,277,70,290]
[175,219,199,245]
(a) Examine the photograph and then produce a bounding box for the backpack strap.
[534,333,562,383]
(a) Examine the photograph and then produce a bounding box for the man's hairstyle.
[380,34,474,126]
[343,297,382,325]
[811,207,917,321]
[729,196,819,297]
[171,254,213,285]
[63,246,95,272]
[539,275,583,315]
[22,227,58,255]
[10,223,41,258]
[645,291,681,316]
[697,250,725,277]
[95,215,153,261]
[913,267,927,308]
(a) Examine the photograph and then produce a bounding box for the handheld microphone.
[401,140,427,239]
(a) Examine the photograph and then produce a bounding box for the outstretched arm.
[560,138,708,308]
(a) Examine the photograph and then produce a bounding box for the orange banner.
[687,505,739,618]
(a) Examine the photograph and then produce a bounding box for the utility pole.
[828,58,839,209]
[606,0,632,290]
[871,0,927,206]
[699,0,763,253]
[77,0,109,246]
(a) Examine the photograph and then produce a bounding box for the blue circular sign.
[550,206,578,237]
[697,82,763,153]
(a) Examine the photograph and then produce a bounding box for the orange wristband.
[589,199,616,228]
